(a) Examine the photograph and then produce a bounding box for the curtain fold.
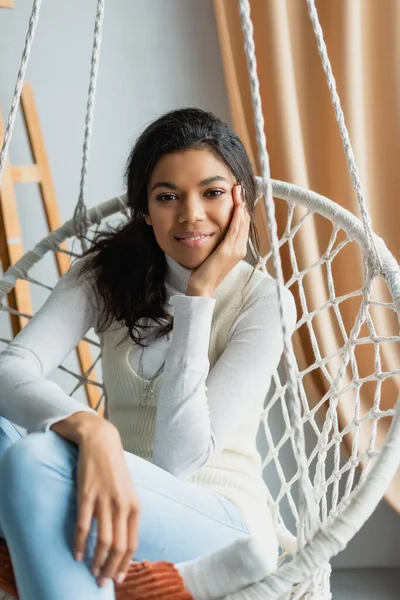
[214,0,400,511]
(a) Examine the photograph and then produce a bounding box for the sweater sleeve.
[0,262,99,432]
[151,279,297,479]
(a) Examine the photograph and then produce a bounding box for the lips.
[175,233,214,248]
[175,232,214,240]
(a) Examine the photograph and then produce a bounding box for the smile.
[175,234,214,248]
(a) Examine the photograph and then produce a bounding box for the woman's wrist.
[186,284,214,297]
[51,411,109,445]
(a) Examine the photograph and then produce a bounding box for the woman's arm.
[152,277,297,479]
[0,264,142,586]
[0,262,98,432]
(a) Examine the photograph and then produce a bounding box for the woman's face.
[146,148,238,270]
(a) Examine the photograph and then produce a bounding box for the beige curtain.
[214,0,400,510]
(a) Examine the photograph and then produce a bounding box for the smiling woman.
[0,107,295,599]
[76,108,262,342]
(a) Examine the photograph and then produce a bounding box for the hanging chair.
[0,0,399,599]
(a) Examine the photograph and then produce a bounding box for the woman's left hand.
[186,183,250,297]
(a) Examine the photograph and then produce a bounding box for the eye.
[157,193,178,202]
[205,189,225,198]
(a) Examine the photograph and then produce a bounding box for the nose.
[177,193,205,224]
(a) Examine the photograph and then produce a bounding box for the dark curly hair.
[78,108,260,346]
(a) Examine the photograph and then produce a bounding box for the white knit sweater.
[0,254,297,558]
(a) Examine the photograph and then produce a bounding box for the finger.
[225,213,241,245]
[239,197,250,233]
[91,502,113,578]
[113,509,140,585]
[234,189,250,248]
[239,212,250,253]
[225,186,243,240]
[232,190,247,241]
[235,206,248,247]
[97,506,127,585]
[74,495,94,562]
[233,182,242,205]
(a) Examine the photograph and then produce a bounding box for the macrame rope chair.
[0,1,399,599]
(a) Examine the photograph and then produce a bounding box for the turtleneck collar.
[165,253,192,295]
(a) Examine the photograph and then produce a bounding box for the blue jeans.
[0,416,248,600]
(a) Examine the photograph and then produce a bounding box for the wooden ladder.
[0,82,102,412]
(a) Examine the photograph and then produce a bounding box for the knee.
[0,431,77,508]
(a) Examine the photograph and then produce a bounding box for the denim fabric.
[0,419,248,600]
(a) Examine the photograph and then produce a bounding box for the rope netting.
[254,185,400,599]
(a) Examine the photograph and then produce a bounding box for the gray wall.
[0,0,399,571]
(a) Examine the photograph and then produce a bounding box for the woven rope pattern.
[0,182,399,600]
[256,190,399,600]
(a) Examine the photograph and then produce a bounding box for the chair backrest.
[0,180,399,598]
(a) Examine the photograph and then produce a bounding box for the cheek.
[152,220,169,243]
[148,207,171,237]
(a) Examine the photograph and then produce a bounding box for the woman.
[0,108,296,600]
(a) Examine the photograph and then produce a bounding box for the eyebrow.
[150,175,230,193]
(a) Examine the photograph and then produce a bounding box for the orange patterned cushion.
[0,538,193,600]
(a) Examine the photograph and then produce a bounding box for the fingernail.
[75,552,83,562]
[115,572,126,584]
[92,567,100,577]
[98,577,109,588]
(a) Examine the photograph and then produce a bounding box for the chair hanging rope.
[72,0,106,246]
[0,0,42,187]
[305,0,381,270]
[238,0,320,547]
